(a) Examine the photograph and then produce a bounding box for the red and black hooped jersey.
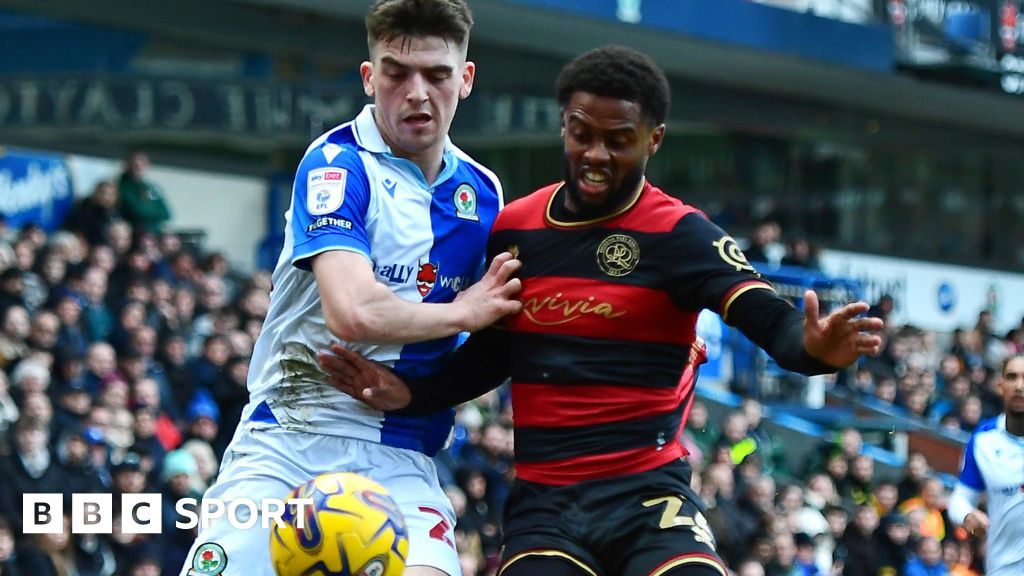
[488,180,773,486]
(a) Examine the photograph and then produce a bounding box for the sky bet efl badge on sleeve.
[307,168,347,215]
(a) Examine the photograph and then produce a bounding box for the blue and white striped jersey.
[957,415,1024,576]
[243,104,503,456]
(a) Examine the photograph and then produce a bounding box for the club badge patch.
[596,234,640,277]
[189,543,227,576]
[307,168,347,215]
[711,235,755,272]
[454,183,478,221]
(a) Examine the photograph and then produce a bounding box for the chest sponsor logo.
[596,234,640,277]
[712,235,755,272]
[374,261,471,294]
[522,292,627,326]
[306,167,346,215]
[454,183,479,221]
[374,263,414,285]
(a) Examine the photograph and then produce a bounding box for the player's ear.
[460,61,475,99]
[648,124,665,156]
[560,110,566,138]
[360,61,375,97]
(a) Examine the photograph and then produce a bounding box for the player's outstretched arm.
[313,251,522,345]
[319,327,511,414]
[802,290,883,368]
[726,287,883,375]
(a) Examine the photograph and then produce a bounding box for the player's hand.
[453,252,522,332]
[963,510,990,539]
[317,344,412,411]
[802,290,884,368]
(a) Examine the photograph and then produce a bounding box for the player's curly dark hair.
[366,0,474,49]
[556,45,670,126]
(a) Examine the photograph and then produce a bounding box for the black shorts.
[497,459,727,576]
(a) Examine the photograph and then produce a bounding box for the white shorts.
[179,424,459,576]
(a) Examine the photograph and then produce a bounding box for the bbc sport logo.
[23,494,313,534]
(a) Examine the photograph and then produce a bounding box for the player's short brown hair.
[366,0,474,50]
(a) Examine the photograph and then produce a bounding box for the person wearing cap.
[183,391,219,449]
[874,512,913,575]
[111,451,147,497]
[161,449,200,576]
[53,379,92,441]
[57,427,106,497]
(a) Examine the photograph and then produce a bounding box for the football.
[270,472,409,576]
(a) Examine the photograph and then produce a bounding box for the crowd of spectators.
[0,159,1020,576]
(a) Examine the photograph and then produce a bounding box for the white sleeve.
[947,482,983,525]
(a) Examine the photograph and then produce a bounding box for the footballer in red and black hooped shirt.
[322,45,883,576]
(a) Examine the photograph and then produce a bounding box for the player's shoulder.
[451,145,502,197]
[298,121,367,174]
[643,183,707,220]
[972,416,1002,437]
[493,183,559,231]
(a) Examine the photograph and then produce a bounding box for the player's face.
[561,91,664,218]
[362,35,474,166]
[999,356,1024,414]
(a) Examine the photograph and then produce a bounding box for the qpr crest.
[453,183,479,221]
[596,234,640,277]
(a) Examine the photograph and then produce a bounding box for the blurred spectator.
[0,306,30,369]
[0,270,26,321]
[780,235,820,270]
[899,476,951,542]
[66,181,121,246]
[52,379,92,441]
[117,152,171,234]
[741,398,788,478]
[0,421,66,533]
[874,512,913,575]
[80,267,114,343]
[0,371,18,452]
[0,516,16,576]
[905,537,949,576]
[745,220,782,265]
[13,239,47,313]
[16,513,114,576]
[684,399,719,457]
[160,449,201,576]
[56,428,106,497]
[833,504,880,575]
[898,451,931,502]
[867,294,895,327]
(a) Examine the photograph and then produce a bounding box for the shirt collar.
[352,104,459,188]
[352,104,454,155]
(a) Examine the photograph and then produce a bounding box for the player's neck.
[1006,412,1024,437]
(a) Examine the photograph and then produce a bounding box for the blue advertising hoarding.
[0,148,74,231]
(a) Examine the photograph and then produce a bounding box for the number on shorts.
[641,495,716,546]
[418,506,455,549]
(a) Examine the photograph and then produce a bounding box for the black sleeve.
[725,287,839,375]
[398,327,512,415]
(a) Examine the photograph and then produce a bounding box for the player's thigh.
[362,444,460,576]
[500,555,597,576]
[180,427,315,576]
[180,461,296,576]
[618,491,727,576]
